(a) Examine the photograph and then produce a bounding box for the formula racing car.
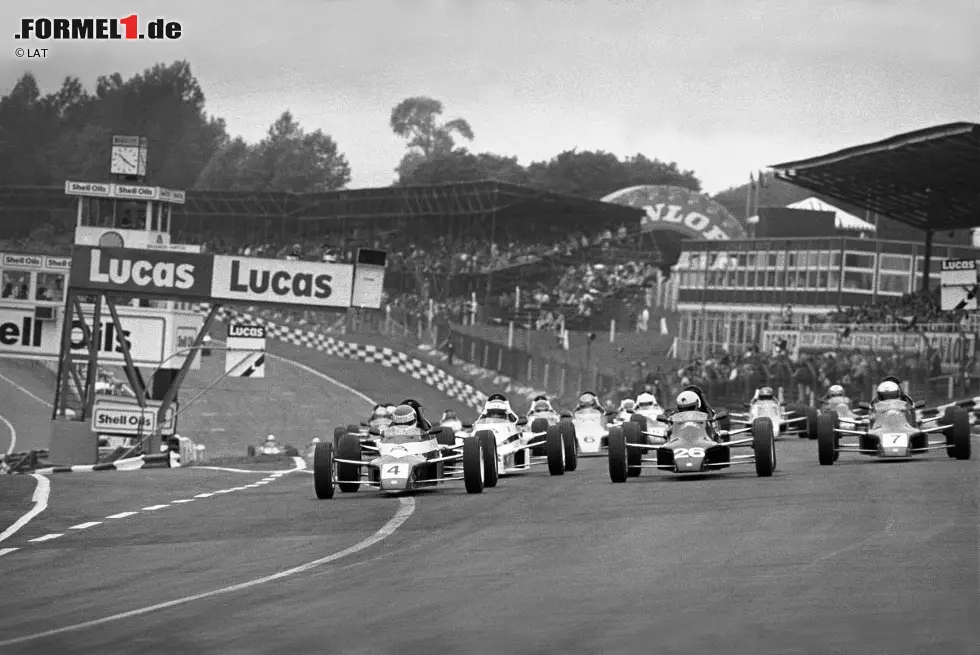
[608,386,777,481]
[815,378,971,464]
[247,434,299,458]
[452,394,575,478]
[313,404,492,497]
[625,393,670,440]
[333,403,396,447]
[729,387,807,438]
[523,395,574,456]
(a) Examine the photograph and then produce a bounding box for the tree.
[195,111,351,192]
[395,149,528,186]
[525,150,702,199]
[390,96,474,157]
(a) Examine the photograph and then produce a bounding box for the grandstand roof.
[770,122,980,232]
[0,180,643,225]
[748,197,876,232]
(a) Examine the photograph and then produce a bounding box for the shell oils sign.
[0,306,169,367]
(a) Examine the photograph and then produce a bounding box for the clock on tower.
[110,135,145,178]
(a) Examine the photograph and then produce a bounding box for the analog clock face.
[111,146,140,175]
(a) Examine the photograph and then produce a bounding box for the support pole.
[52,288,76,419]
[922,229,933,292]
[154,304,221,451]
[82,294,103,421]
[105,295,147,406]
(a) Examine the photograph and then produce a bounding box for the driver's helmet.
[757,386,775,401]
[577,391,599,409]
[370,405,388,421]
[619,399,636,413]
[390,404,418,426]
[482,398,512,420]
[636,392,657,409]
[441,409,457,421]
[264,434,276,443]
[675,390,702,412]
[827,384,845,398]
[875,380,902,403]
[531,399,552,413]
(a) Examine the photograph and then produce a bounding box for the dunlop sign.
[69,246,215,299]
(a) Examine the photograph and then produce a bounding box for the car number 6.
[675,447,706,458]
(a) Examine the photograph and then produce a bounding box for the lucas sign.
[601,185,746,241]
[70,246,215,299]
[211,256,355,308]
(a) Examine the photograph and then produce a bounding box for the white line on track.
[172,499,196,504]
[0,496,415,647]
[68,522,102,530]
[0,474,50,545]
[0,371,52,407]
[141,505,170,511]
[28,533,62,543]
[0,547,18,557]
[106,512,138,519]
[1,412,16,455]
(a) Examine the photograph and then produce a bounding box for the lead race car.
[452,394,575,477]
[729,386,808,439]
[815,377,971,465]
[313,404,492,498]
[608,386,777,481]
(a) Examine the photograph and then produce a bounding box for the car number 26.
[674,447,706,458]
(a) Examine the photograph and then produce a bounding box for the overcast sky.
[3,0,977,193]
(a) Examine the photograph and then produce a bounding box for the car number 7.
[675,447,706,458]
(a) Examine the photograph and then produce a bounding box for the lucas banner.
[210,256,355,308]
[69,246,215,299]
[762,329,976,366]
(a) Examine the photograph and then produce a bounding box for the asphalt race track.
[1,432,978,653]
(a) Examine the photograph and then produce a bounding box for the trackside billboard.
[70,246,215,299]
[210,256,355,308]
[68,247,374,308]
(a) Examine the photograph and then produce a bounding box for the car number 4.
[384,465,401,475]
[675,447,706,458]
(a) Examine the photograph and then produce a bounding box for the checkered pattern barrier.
[205,306,489,411]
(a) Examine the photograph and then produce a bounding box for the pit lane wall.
[205,305,552,412]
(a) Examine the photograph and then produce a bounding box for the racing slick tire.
[347,424,360,434]
[629,414,647,431]
[530,418,550,456]
[313,442,336,499]
[607,426,628,483]
[333,426,346,448]
[817,413,837,465]
[246,445,256,457]
[336,434,362,493]
[284,446,300,457]
[944,406,971,460]
[462,436,485,494]
[560,421,578,472]
[752,418,776,477]
[805,407,819,440]
[434,426,456,447]
[475,430,499,487]
[546,425,566,476]
[624,421,643,477]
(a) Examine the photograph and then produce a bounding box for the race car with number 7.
[608,386,777,481]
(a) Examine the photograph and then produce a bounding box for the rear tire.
[945,406,971,460]
[434,426,456,447]
[624,422,643,477]
[752,418,775,477]
[333,426,346,448]
[313,442,335,499]
[336,434,362,493]
[246,445,255,457]
[462,438,484,494]
[531,418,550,455]
[546,425,566,476]
[817,413,836,465]
[607,426,628,483]
[476,431,499,487]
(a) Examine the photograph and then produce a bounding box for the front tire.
[531,418,550,456]
[462,437,485,494]
[546,425,566,476]
[624,422,643,477]
[608,426,628,483]
[476,431,499,487]
[817,413,837,465]
[944,406,971,460]
[560,421,578,472]
[805,407,819,440]
[313,442,335,499]
[434,426,456,447]
[333,426,346,448]
[752,418,775,477]
[336,434,362,493]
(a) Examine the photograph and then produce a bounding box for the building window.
[843,270,874,291]
[878,273,910,294]
[36,273,65,302]
[844,252,875,269]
